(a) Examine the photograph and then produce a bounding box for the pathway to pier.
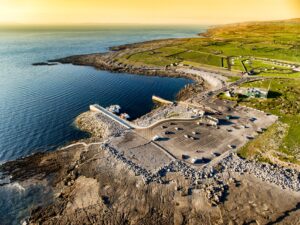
[90,103,204,130]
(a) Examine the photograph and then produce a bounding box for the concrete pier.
[152,95,174,105]
[90,104,132,129]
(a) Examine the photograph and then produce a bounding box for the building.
[245,88,268,98]
[235,87,269,98]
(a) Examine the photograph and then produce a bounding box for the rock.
[32,62,57,66]
[22,219,29,225]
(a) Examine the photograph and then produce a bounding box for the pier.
[89,104,132,129]
[152,95,174,105]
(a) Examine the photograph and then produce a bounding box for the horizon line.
[0,17,298,28]
[0,17,299,27]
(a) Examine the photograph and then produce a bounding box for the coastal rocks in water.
[32,62,58,66]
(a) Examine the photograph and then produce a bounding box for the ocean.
[0,25,208,224]
[0,25,207,163]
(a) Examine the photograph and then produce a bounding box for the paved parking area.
[94,97,277,167]
[138,104,277,165]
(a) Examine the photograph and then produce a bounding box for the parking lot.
[138,104,277,165]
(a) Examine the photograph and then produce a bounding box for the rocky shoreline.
[49,53,197,80]
[1,103,300,224]
[2,32,300,224]
[1,125,299,224]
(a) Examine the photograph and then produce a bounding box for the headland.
[1,19,300,224]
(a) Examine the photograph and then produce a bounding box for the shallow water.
[0,181,53,225]
[0,25,206,163]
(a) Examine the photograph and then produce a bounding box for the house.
[246,88,268,98]
[235,87,268,98]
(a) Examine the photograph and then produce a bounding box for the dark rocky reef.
[32,62,58,66]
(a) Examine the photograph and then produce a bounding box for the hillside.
[113,19,300,78]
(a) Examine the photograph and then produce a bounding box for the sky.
[0,0,299,25]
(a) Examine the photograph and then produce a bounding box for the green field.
[118,19,300,78]
[237,79,300,165]
[171,51,223,67]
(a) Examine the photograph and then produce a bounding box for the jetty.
[90,104,132,129]
[152,95,174,105]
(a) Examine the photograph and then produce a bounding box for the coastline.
[49,53,202,80]
[1,108,300,224]
[0,33,206,224]
[0,31,207,171]
[2,23,300,224]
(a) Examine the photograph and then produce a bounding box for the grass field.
[237,79,300,165]
[119,19,300,78]
[171,51,223,67]
[127,51,177,66]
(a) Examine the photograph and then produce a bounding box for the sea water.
[0,25,206,163]
[0,25,209,224]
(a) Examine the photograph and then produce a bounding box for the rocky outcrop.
[32,62,57,66]
[75,111,127,139]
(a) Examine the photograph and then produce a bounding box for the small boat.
[120,113,130,120]
[107,105,121,114]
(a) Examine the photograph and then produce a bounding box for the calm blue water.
[0,25,205,163]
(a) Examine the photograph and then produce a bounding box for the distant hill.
[202,18,300,39]
[285,18,300,22]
